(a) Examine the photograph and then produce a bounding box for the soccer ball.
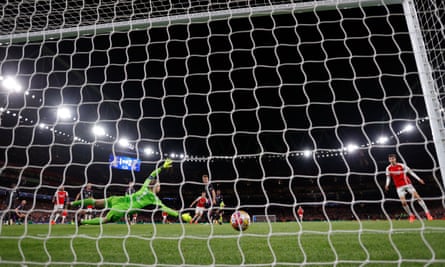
[181,213,192,223]
[230,210,250,231]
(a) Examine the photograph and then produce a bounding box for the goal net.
[1,0,444,266]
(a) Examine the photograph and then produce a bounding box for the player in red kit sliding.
[190,192,207,224]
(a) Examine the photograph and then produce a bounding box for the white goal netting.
[1,0,445,266]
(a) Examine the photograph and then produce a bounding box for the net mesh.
[414,0,445,111]
[1,0,445,266]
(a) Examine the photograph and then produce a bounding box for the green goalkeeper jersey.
[125,166,163,209]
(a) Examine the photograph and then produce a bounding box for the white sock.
[402,205,412,216]
[417,199,429,213]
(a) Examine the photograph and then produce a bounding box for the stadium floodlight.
[303,150,312,158]
[376,136,389,144]
[1,76,22,93]
[92,125,106,137]
[401,124,414,133]
[57,107,72,120]
[39,123,45,129]
[346,144,359,153]
[118,138,129,147]
[144,147,154,155]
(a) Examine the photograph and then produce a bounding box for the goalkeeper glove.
[163,158,172,169]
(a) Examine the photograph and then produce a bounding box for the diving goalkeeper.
[70,159,191,225]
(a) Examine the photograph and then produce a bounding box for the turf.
[1,220,445,266]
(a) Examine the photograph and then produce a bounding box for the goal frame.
[2,0,403,44]
[401,0,445,189]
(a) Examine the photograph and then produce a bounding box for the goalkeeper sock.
[71,198,95,207]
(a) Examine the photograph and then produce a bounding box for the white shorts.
[54,204,64,211]
[195,207,205,216]
[396,184,416,198]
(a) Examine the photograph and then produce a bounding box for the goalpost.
[1,0,445,266]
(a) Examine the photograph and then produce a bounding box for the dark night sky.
[0,3,442,208]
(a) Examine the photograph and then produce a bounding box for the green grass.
[1,220,445,266]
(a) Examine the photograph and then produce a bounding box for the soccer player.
[212,189,225,225]
[202,174,216,223]
[6,183,20,225]
[51,185,69,225]
[61,209,68,224]
[202,174,216,206]
[126,182,137,224]
[297,206,304,222]
[70,159,191,225]
[14,199,27,225]
[162,211,169,224]
[190,191,207,224]
[385,154,433,222]
[74,183,94,221]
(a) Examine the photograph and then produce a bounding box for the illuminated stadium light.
[39,123,46,129]
[346,144,359,152]
[180,153,185,159]
[303,150,312,158]
[401,124,414,133]
[92,125,106,137]
[144,147,154,155]
[1,76,22,93]
[376,136,389,144]
[118,138,130,147]
[57,107,72,120]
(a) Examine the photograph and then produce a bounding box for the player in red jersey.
[385,154,433,222]
[161,211,168,224]
[61,209,68,224]
[51,185,69,224]
[190,191,207,224]
[297,206,304,222]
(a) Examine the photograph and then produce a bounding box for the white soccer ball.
[230,210,250,231]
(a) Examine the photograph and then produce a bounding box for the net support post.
[402,0,445,189]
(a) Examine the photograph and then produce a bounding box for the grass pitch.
[1,220,445,266]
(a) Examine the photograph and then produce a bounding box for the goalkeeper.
[70,159,191,225]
